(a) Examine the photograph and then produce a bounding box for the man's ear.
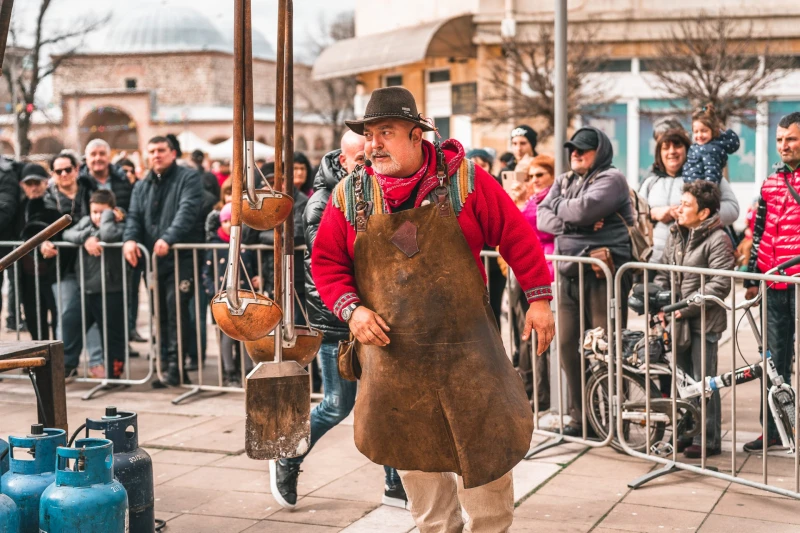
[409,126,423,145]
[338,152,347,169]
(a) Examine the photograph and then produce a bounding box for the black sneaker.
[129,330,147,343]
[743,435,781,453]
[382,481,408,509]
[270,459,300,510]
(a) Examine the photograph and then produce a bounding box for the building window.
[125,78,137,90]
[428,70,451,83]
[434,117,450,140]
[385,74,403,87]
[591,59,632,73]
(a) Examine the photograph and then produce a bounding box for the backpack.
[615,186,653,263]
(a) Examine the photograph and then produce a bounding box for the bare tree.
[298,11,357,146]
[645,14,787,125]
[477,26,616,139]
[3,0,108,157]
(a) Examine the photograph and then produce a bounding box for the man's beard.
[370,150,402,176]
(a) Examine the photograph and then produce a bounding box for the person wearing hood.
[653,180,733,458]
[537,126,635,437]
[310,87,554,531]
[80,139,133,211]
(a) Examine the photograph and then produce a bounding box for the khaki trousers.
[398,470,514,533]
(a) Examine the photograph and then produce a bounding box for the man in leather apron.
[312,87,555,532]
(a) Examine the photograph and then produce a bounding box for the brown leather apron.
[351,176,533,489]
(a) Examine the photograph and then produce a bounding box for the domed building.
[13,4,330,165]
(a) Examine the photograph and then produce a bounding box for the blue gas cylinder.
[0,425,65,533]
[39,438,128,533]
[0,493,20,533]
[1,437,9,477]
[83,407,153,533]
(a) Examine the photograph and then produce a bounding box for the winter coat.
[653,214,734,334]
[79,163,133,211]
[15,194,60,278]
[43,177,100,277]
[258,189,307,297]
[683,129,740,184]
[123,162,203,272]
[62,210,125,294]
[747,164,800,289]
[640,169,740,263]
[202,215,258,297]
[522,186,554,281]
[0,157,21,256]
[303,149,350,342]
[537,126,634,277]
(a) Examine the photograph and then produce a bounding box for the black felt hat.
[345,87,435,135]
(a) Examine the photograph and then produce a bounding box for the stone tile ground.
[1,287,798,531]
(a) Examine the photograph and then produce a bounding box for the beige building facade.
[315,0,800,211]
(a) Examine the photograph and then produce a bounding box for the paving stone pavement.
[1,287,799,531]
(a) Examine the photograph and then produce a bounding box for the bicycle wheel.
[771,386,796,451]
[586,368,665,454]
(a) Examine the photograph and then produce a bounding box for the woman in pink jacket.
[522,155,556,280]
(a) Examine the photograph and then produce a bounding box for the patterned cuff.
[525,286,553,302]
[333,292,361,321]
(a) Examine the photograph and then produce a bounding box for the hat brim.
[564,140,596,152]
[21,176,47,183]
[345,115,435,135]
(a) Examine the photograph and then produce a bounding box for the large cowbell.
[1,425,66,533]
[83,407,154,533]
[39,438,128,533]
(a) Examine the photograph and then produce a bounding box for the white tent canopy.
[208,137,275,161]
[176,131,214,154]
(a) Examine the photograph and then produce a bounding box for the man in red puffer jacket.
[744,111,800,452]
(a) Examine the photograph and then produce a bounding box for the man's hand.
[522,299,555,356]
[349,306,391,346]
[123,240,140,267]
[650,206,674,224]
[153,239,170,257]
[40,241,57,259]
[593,220,604,231]
[113,208,125,223]
[84,236,102,257]
[745,286,759,301]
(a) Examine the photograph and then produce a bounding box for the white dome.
[106,6,229,54]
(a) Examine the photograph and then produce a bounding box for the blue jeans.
[57,275,104,369]
[285,340,400,485]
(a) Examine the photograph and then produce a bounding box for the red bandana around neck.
[366,139,465,211]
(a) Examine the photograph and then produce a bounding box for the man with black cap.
[311,86,554,531]
[538,127,634,437]
[508,124,538,170]
[16,163,60,341]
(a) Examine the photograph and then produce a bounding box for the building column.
[626,98,640,186]
[755,100,769,187]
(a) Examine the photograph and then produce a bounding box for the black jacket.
[79,163,133,211]
[123,162,203,271]
[303,149,350,342]
[258,189,308,297]
[15,195,60,278]
[63,211,125,294]
[0,157,21,254]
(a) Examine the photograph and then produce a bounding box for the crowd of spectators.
[2,105,798,462]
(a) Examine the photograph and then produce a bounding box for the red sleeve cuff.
[333,292,361,321]
[525,286,553,303]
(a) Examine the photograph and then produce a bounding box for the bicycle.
[583,258,798,456]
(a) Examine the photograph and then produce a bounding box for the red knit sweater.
[312,148,553,321]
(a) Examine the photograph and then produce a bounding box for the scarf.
[367,139,465,211]
[217,227,231,243]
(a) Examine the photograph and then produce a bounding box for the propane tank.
[39,438,128,533]
[84,407,153,533]
[1,437,9,477]
[0,425,66,533]
[0,493,20,533]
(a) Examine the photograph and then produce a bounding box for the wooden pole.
[0,0,15,70]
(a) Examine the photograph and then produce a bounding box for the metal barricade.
[614,262,800,500]
[524,254,618,456]
[154,243,321,405]
[0,240,155,399]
